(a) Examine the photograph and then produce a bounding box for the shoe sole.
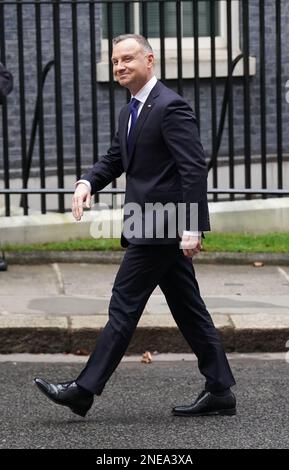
[70,407,89,418]
[173,408,236,417]
[34,379,90,418]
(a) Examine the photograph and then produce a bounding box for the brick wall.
[1,0,289,186]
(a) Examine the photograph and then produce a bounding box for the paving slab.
[1,262,289,353]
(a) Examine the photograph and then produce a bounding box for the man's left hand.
[180,234,202,258]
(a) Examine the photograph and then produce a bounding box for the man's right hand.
[72,183,91,221]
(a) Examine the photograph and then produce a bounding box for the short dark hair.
[112,34,153,54]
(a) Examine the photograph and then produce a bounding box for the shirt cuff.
[75,180,91,192]
[182,231,201,237]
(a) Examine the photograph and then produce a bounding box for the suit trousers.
[76,244,236,395]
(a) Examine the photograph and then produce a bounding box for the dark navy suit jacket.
[82,80,210,247]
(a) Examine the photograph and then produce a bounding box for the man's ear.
[147,53,155,69]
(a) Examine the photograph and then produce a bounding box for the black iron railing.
[0,0,288,216]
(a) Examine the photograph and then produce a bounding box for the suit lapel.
[126,81,162,166]
[127,100,155,158]
[118,81,162,169]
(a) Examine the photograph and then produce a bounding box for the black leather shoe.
[34,378,93,417]
[172,390,236,417]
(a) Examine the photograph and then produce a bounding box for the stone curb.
[4,250,289,265]
[0,314,288,354]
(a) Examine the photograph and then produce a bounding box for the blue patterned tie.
[127,98,140,153]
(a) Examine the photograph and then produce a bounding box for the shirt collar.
[132,76,157,104]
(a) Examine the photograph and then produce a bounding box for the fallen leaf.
[253,261,264,268]
[141,351,152,364]
[75,348,90,356]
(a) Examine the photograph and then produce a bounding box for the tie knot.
[130,98,140,111]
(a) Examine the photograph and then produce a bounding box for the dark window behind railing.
[102,0,219,38]
[0,0,289,217]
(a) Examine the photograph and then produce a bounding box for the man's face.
[111,39,154,93]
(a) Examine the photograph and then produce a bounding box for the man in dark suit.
[35,34,236,418]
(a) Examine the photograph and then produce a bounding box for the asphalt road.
[0,353,288,450]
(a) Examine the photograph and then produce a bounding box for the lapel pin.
[147,104,152,108]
